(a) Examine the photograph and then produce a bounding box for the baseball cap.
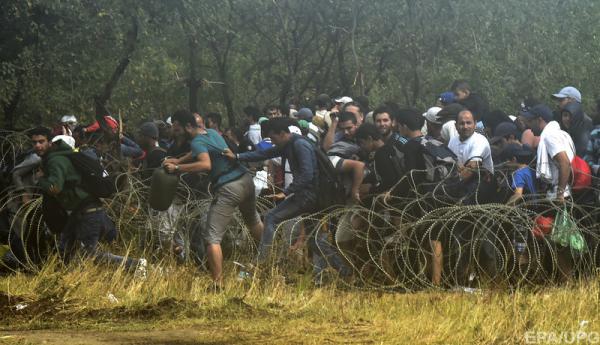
[552,86,581,103]
[520,104,554,122]
[334,96,353,104]
[500,143,535,163]
[437,103,465,122]
[52,135,76,149]
[139,122,159,139]
[60,115,77,124]
[422,107,442,124]
[296,108,314,121]
[493,121,519,138]
[438,91,455,105]
[258,117,269,124]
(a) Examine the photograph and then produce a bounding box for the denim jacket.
[238,134,318,196]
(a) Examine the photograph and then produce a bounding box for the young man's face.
[31,135,51,156]
[267,108,281,118]
[338,120,357,140]
[556,97,571,110]
[172,121,196,140]
[455,112,476,140]
[375,112,393,137]
[193,113,204,128]
[345,105,363,125]
[454,89,469,101]
[206,118,216,129]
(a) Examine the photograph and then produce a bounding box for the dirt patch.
[0,329,231,345]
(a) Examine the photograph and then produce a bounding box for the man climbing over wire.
[163,110,264,289]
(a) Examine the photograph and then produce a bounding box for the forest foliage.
[2,0,600,129]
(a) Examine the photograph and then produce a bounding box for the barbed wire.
[1,131,599,291]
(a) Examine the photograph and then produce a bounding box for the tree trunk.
[216,63,235,127]
[187,37,200,113]
[93,14,138,167]
[94,15,138,126]
[3,88,20,131]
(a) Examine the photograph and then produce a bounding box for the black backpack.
[68,151,116,198]
[417,137,459,183]
[312,143,347,210]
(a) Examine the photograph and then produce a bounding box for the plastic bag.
[550,207,586,252]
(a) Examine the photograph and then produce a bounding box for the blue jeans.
[258,192,316,262]
[310,231,352,282]
[60,208,137,269]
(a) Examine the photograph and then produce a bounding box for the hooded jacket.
[562,102,593,156]
[38,140,91,211]
[458,92,489,123]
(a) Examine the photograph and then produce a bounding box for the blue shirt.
[512,166,537,194]
[191,129,245,188]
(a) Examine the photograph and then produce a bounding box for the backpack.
[571,155,592,192]
[417,137,459,183]
[68,151,116,198]
[314,147,347,209]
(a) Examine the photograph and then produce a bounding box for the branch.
[95,14,139,121]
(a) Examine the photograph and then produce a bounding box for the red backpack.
[571,155,592,191]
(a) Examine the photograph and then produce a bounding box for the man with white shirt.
[521,104,573,202]
[447,110,497,284]
[521,103,576,281]
[243,106,262,147]
[448,110,494,183]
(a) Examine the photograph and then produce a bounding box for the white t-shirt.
[441,121,459,144]
[448,132,494,174]
[537,121,575,198]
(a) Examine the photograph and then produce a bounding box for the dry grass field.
[0,258,598,345]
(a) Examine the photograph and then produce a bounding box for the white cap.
[422,107,442,124]
[52,135,75,149]
[552,86,582,103]
[60,115,77,124]
[334,96,353,104]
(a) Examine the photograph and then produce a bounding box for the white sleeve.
[248,130,261,145]
[544,133,563,159]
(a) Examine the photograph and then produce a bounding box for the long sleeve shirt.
[238,134,318,196]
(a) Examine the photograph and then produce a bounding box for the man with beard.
[31,127,146,273]
[372,106,407,148]
[163,110,263,287]
[521,104,573,202]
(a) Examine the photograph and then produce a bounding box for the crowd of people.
[1,80,599,289]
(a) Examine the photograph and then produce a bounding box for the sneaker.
[134,258,148,280]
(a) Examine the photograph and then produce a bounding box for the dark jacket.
[238,134,318,196]
[38,140,91,211]
[459,92,489,123]
[563,102,593,156]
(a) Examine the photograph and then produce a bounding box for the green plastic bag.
[550,207,586,252]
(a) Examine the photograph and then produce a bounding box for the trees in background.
[2,0,600,129]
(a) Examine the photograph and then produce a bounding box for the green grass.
[0,259,599,344]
